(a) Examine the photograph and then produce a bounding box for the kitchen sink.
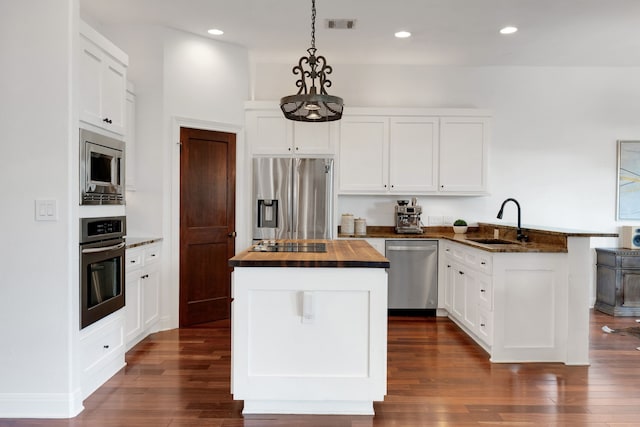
[466,238,520,245]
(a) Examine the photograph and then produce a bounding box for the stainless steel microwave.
[80,128,125,205]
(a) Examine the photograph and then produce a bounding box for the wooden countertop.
[339,223,618,253]
[229,239,390,268]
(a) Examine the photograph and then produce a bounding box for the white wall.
[254,64,640,234]
[0,0,82,417]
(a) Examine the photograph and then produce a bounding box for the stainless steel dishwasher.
[385,240,438,315]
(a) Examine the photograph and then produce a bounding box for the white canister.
[354,218,367,236]
[341,214,355,235]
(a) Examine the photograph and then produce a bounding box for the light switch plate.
[35,199,58,221]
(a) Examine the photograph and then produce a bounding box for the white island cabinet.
[229,240,389,415]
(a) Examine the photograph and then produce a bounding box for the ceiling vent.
[326,19,356,30]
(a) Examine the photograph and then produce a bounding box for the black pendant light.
[280,0,343,122]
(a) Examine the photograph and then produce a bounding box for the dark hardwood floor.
[3,310,640,426]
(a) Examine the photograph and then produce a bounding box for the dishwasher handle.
[387,246,437,252]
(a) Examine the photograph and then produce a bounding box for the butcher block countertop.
[229,239,390,268]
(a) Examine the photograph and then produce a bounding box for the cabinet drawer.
[477,306,493,346]
[80,315,124,374]
[144,247,161,264]
[621,256,640,269]
[125,250,143,270]
[478,273,493,310]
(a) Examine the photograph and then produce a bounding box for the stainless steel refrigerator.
[253,157,333,241]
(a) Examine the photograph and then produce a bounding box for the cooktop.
[250,241,327,253]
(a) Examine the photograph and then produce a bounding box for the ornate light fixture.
[280,0,343,122]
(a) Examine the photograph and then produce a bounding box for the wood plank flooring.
[2,310,640,426]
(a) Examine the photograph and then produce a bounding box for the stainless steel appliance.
[395,199,423,234]
[386,240,438,314]
[79,216,126,329]
[80,128,125,205]
[253,157,333,241]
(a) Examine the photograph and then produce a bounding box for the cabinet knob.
[481,261,486,265]
[102,117,113,124]
[288,147,292,151]
[480,289,486,293]
[447,264,451,268]
[295,147,299,151]
[459,271,464,275]
[103,345,109,349]
[480,323,486,327]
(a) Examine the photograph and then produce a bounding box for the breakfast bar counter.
[228,239,389,415]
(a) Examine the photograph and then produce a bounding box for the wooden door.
[179,127,236,326]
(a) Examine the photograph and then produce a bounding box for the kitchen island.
[228,239,389,415]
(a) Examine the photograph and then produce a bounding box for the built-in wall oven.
[80,216,126,329]
[80,128,125,205]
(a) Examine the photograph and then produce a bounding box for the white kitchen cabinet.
[438,117,490,193]
[124,242,161,350]
[440,240,569,362]
[125,82,136,191]
[339,116,438,194]
[246,104,336,156]
[79,21,128,136]
[79,311,125,399]
[338,109,490,195]
[339,116,388,192]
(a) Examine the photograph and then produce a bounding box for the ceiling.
[80,0,640,66]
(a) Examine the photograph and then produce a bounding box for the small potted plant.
[453,219,468,234]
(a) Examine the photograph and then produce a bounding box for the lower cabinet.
[441,241,493,349]
[79,311,125,399]
[440,240,568,363]
[124,243,161,350]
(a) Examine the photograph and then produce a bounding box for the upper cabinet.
[246,102,337,156]
[338,108,491,195]
[439,117,490,193]
[79,21,128,136]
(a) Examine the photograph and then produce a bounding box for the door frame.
[168,116,248,330]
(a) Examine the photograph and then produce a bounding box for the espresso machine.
[395,198,423,234]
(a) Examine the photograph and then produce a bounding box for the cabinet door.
[124,269,143,348]
[439,117,489,193]
[442,256,454,312]
[78,36,126,135]
[293,121,335,155]
[248,111,293,155]
[389,117,438,193]
[142,266,161,330]
[100,54,126,134]
[451,264,466,321]
[79,37,103,129]
[463,271,479,331]
[338,116,389,193]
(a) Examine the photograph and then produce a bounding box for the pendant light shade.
[280,0,343,122]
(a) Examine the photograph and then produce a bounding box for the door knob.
[228,231,237,238]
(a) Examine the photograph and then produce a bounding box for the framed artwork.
[617,140,640,220]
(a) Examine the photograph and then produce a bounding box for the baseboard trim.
[0,388,83,418]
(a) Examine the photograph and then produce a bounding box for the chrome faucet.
[497,198,528,242]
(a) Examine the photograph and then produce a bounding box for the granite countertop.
[339,223,618,253]
[229,239,390,268]
[126,237,163,249]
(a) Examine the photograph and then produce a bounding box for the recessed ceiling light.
[500,26,518,35]
[395,31,411,39]
[207,28,224,36]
